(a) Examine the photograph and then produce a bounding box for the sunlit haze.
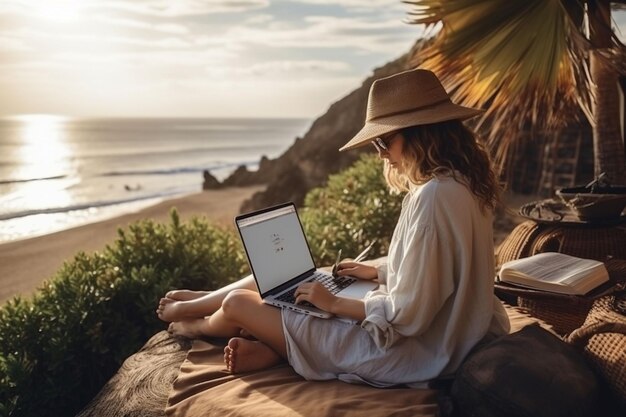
[0,0,425,118]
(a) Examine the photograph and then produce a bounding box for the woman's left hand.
[294,281,337,312]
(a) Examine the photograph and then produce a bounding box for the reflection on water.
[13,115,73,178]
[7,114,75,210]
[0,116,311,242]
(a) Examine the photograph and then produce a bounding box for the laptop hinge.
[264,269,315,298]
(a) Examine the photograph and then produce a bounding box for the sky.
[0,1,624,119]
[0,0,424,119]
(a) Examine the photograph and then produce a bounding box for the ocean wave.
[0,175,68,185]
[0,190,186,221]
[99,160,259,177]
[77,143,281,161]
[101,167,207,177]
[0,161,259,185]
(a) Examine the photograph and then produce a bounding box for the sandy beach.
[0,186,265,304]
[0,186,533,305]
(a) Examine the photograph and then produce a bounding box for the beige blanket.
[165,305,548,417]
[166,341,438,416]
[77,304,549,416]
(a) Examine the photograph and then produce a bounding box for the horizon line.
[0,114,314,121]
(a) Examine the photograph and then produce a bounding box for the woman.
[157,68,510,387]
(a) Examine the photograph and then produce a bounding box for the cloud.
[0,36,30,51]
[0,2,27,15]
[205,59,351,77]
[91,16,191,35]
[248,60,350,73]
[91,0,269,17]
[221,15,420,54]
[0,45,236,79]
[0,1,418,56]
[0,0,269,19]
[0,26,193,50]
[290,0,405,12]
[0,0,422,118]
[244,14,274,25]
[124,75,363,118]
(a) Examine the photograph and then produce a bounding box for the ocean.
[0,116,311,243]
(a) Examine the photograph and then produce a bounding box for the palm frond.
[404,0,623,171]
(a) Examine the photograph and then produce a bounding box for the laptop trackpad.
[337,280,377,299]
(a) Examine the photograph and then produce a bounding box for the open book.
[497,252,609,295]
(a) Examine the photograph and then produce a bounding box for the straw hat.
[339,69,484,151]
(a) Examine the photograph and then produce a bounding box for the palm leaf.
[404,0,624,171]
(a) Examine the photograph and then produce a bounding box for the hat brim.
[339,103,484,152]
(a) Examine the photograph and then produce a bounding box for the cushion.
[165,305,551,417]
[451,324,602,417]
[166,338,439,417]
[76,304,552,417]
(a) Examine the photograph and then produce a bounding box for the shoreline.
[0,195,171,244]
[0,186,534,305]
[0,186,265,305]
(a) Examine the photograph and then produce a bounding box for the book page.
[511,255,597,285]
[499,252,609,292]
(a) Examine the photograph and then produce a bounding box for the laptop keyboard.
[276,272,357,306]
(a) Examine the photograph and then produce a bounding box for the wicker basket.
[566,293,626,408]
[495,221,626,334]
[496,221,626,266]
[516,297,593,335]
[495,259,626,335]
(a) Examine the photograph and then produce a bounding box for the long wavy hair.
[383,119,501,212]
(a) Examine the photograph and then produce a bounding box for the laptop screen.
[236,204,315,295]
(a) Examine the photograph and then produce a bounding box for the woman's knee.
[221,289,259,320]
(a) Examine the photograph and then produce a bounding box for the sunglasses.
[371,132,397,152]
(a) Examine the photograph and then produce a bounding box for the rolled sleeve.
[361,224,454,350]
[375,262,388,285]
[361,294,398,349]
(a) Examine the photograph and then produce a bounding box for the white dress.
[281,174,510,387]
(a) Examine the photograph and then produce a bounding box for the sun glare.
[10,114,75,208]
[23,0,84,22]
[13,114,72,177]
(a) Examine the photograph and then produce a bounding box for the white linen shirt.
[361,174,510,374]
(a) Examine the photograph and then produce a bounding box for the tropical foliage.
[406,0,626,183]
[0,212,247,417]
[0,155,403,417]
[302,153,404,266]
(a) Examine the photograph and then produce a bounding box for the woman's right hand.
[335,262,378,280]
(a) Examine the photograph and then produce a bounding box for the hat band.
[367,97,452,123]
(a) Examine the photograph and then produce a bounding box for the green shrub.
[0,210,247,417]
[0,154,405,417]
[301,153,404,266]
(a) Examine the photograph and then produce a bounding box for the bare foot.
[168,319,207,338]
[223,337,281,373]
[156,290,213,322]
[166,289,211,301]
[157,298,187,322]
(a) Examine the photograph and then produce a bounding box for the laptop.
[235,202,378,319]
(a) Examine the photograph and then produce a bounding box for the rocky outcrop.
[223,41,423,213]
[202,170,222,190]
[221,156,274,188]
